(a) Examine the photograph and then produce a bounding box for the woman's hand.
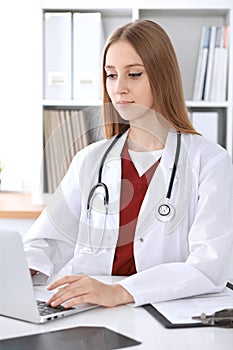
[47,274,134,308]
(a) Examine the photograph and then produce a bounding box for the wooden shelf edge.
[0,192,43,220]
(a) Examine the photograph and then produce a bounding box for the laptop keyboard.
[36,300,72,316]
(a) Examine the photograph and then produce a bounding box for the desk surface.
[0,192,43,219]
[1,288,233,350]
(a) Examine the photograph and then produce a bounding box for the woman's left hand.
[47,274,134,308]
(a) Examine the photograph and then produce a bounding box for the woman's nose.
[115,76,128,95]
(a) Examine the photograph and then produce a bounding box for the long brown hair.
[102,19,197,139]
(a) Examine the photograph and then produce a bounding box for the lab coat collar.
[160,129,185,170]
[105,129,129,163]
[104,128,184,170]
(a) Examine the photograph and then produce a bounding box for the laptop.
[0,230,97,324]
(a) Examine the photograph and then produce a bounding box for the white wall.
[0,1,42,201]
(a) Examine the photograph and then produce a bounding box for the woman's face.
[104,40,154,123]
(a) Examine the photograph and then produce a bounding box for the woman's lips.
[116,100,134,107]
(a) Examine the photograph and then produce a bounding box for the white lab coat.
[23,130,233,306]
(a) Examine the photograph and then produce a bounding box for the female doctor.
[23,20,233,309]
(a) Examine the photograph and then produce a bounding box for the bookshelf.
[41,0,233,192]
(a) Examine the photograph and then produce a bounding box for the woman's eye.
[106,73,117,79]
[128,72,143,78]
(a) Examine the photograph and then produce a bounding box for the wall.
[0,1,42,202]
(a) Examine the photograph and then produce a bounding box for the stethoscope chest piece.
[155,132,181,223]
[156,202,175,222]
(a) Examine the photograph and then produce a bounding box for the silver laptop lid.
[0,230,40,323]
[0,230,97,324]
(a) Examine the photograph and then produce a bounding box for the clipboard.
[143,282,233,329]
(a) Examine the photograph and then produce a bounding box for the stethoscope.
[84,131,181,255]
[87,130,181,220]
[156,132,181,222]
[85,132,123,255]
[87,131,124,218]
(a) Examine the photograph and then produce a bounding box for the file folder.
[73,12,104,101]
[44,12,72,99]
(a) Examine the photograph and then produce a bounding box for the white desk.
[1,291,233,350]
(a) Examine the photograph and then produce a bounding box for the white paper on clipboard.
[151,284,233,325]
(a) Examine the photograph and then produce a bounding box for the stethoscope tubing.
[166,132,181,199]
[87,131,125,212]
[87,131,181,220]
[98,132,124,183]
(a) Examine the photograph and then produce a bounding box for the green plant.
[0,160,4,173]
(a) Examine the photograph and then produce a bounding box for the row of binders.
[192,26,229,101]
[44,12,104,101]
[43,108,104,193]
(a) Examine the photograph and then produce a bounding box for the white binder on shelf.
[192,27,210,101]
[44,12,72,100]
[210,26,229,102]
[203,26,217,101]
[73,12,104,101]
[191,112,218,143]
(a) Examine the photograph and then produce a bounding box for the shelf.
[43,99,229,109]
[41,0,233,11]
[42,0,136,11]
[186,101,229,108]
[41,0,233,169]
[0,192,43,219]
[43,99,102,107]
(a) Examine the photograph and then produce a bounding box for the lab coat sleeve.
[117,147,233,306]
[23,152,83,277]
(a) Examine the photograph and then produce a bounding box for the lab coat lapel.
[101,130,129,232]
[135,130,182,237]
